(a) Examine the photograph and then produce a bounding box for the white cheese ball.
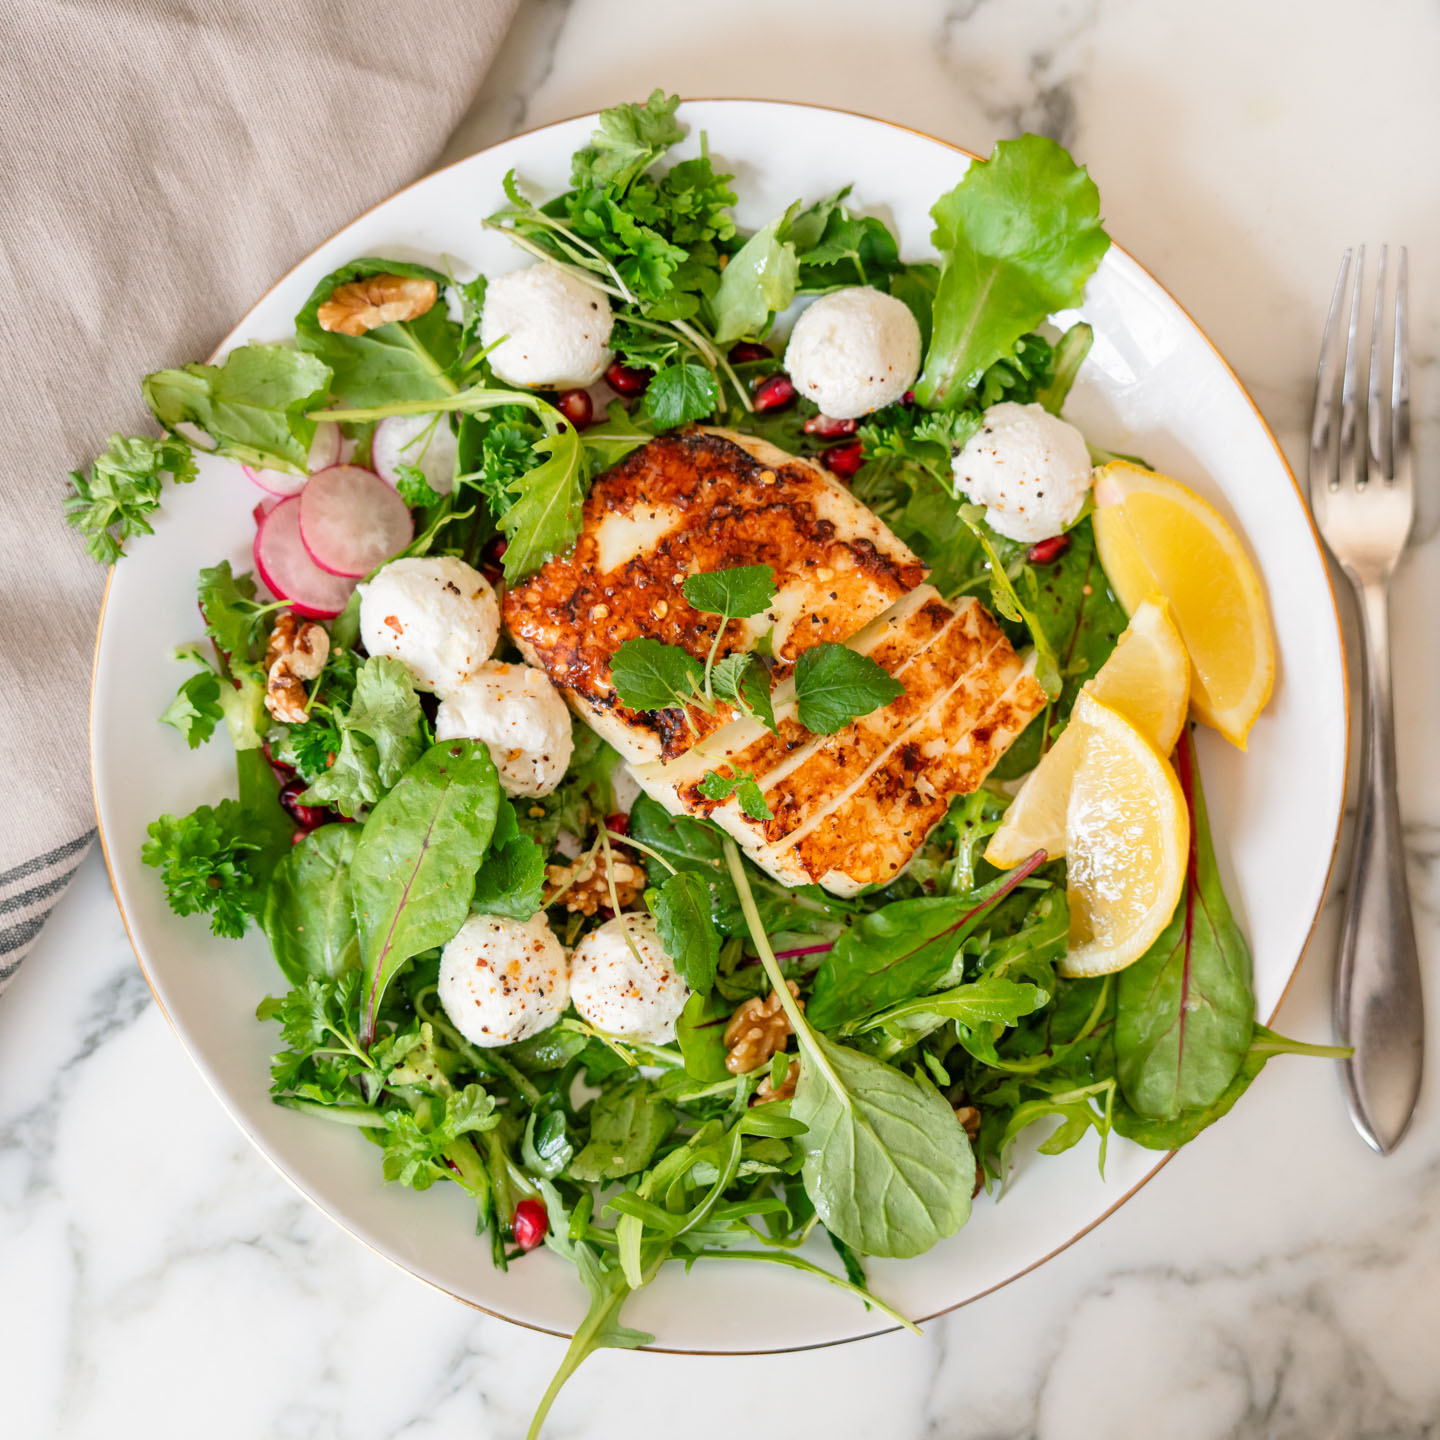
[435,660,575,797]
[952,402,1094,544]
[480,263,614,388]
[783,285,922,419]
[438,913,570,1048]
[358,556,498,696]
[569,914,689,1044]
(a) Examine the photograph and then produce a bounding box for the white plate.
[91,100,1347,1352]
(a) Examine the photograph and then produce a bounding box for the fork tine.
[1392,246,1411,487]
[1310,248,1352,494]
[1368,246,1390,481]
[1338,245,1366,489]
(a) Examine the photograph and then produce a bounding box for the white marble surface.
[7,1,1440,1435]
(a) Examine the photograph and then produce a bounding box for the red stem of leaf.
[772,942,836,960]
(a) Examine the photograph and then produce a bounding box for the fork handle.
[1334,578,1423,1153]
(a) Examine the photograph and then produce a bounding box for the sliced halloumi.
[503,429,928,765]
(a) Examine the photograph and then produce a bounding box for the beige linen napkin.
[0,0,519,990]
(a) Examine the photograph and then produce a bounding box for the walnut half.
[724,982,801,1075]
[316,274,438,337]
[544,851,645,916]
[264,612,329,724]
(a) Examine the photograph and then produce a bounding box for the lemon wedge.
[1059,692,1188,977]
[985,596,1189,867]
[1091,461,1275,749]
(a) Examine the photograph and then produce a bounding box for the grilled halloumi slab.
[503,428,928,764]
[503,430,1047,895]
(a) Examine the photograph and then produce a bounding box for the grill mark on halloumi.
[503,429,928,764]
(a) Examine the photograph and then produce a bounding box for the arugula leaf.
[498,423,588,583]
[65,434,197,564]
[569,1080,674,1182]
[143,343,332,472]
[295,258,460,409]
[698,767,772,823]
[141,800,260,939]
[159,650,223,748]
[808,855,1048,1030]
[1035,322,1094,415]
[682,563,776,619]
[470,798,547,920]
[793,642,904,735]
[609,637,705,713]
[915,134,1110,407]
[261,824,361,984]
[1115,729,1256,1119]
[641,360,719,429]
[352,739,501,1043]
[570,89,684,193]
[712,205,801,344]
[1113,1026,1348,1150]
[856,972,1051,1035]
[651,869,721,991]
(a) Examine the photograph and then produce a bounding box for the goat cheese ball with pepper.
[358,556,499,696]
[480,262,615,388]
[437,913,571,1047]
[783,285,922,419]
[951,401,1094,543]
[569,914,689,1044]
[435,660,575,797]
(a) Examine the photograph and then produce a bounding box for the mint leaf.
[698,766,772,822]
[143,343,333,472]
[650,870,720,992]
[682,564,776,619]
[915,134,1110,408]
[64,433,197,564]
[609,637,705,713]
[793,643,904,735]
[642,361,718,429]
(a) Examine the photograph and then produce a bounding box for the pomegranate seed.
[901,390,917,406]
[556,389,593,429]
[820,440,864,478]
[1027,534,1071,565]
[262,738,297,783]
[605,811,629,837]
[513,1198,548,1251]
[727,341,772,364]
[751,373,797,412]
[802,413,858,438]
[278,778,326,830]
[290,830,307,846]
[605,361,650,396]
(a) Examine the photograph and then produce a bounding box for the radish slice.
[372,414,459,495]
[299,465,414,578]
[253,497,357,618]
[243,422,343,497]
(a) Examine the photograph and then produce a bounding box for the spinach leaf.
[143,343,332,472]
[808,855,1047,1029]
[711,205,801,344]
[569,1080,675,1183]
[1115,729,1257,1119]
[676,990,733,1081]
[295,258,461,409]
[792,1031,973,1259]
[261,824,360,984]
[352,740,501,1042]
[235,745,296,890]
[793,642,904,735]
[650,869,721,991]
[1114,1026,1348,1149]
[915,134,1109,408]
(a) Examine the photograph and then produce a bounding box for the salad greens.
[89,92,1344,1436]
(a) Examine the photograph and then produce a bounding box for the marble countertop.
[6,1,1439,1435]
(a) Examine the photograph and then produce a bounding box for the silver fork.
[1309,246,1422,1154]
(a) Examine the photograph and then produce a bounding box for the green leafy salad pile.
[72,94,1341,1435]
